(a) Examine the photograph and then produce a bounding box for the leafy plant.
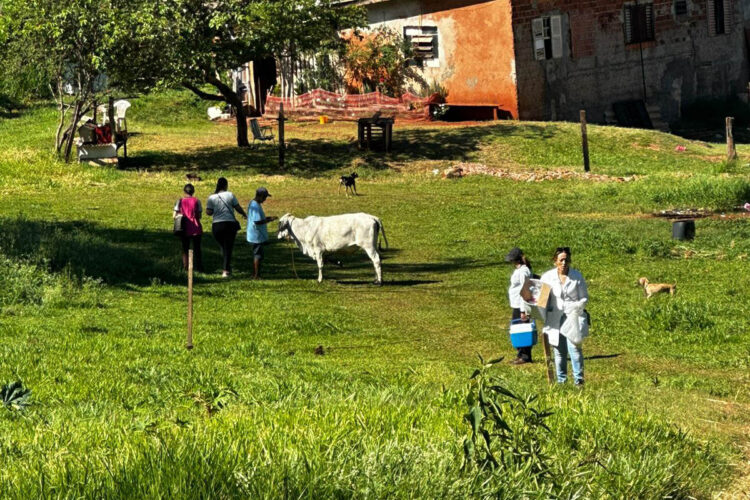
[463,355,554,479]
[422,80,448,100]
[342,28,412,96]
[1,381,31,412]
[191,387,238,417]
[431,104,450,120]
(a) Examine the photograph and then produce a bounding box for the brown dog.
[638,277,676,298]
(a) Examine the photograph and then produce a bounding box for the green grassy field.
[1,91,749,498]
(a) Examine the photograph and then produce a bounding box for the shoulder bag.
[173,199,186,236]
[218,194,241,232]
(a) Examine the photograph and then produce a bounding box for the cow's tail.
[376,218,388,251]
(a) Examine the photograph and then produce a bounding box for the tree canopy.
[0,0,365,151]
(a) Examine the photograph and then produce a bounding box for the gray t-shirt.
[206,191,239,223]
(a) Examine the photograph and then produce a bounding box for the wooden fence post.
[186,249,194,350]
[279,102,285,169]
[580,110,590,172]
[726,116,738,161]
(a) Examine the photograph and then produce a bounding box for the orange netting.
[264,89,428,120]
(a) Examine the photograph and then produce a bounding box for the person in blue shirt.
[246,187,276,279]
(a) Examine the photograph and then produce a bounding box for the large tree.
[2,0,111,159]
[139,0,365,147]
[0,0,166,159]
[0,0,365,151]
[240,0,366,99]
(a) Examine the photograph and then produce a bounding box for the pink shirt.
[175,197,203,236]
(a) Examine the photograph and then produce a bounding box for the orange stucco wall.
[367,0,518,118]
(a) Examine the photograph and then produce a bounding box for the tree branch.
[183,83,226,102]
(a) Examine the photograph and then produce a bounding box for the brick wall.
[511,0,748,124]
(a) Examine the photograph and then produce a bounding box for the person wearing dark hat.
[247,187,276,279]
[506,247,534,365]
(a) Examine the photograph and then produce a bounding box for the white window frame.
[532,15,563,61]
[404,26,439,68]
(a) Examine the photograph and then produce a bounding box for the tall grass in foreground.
[1,369,724,498]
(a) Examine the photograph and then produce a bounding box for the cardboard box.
[521,278,551,309]
[536,282,551,309]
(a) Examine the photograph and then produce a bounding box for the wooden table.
[357,116,394,152]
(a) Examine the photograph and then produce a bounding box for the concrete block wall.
[511,0,748,125]
[366,0,519,117]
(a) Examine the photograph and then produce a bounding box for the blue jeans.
[553,335,584,384]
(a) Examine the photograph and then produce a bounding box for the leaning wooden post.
[580,109,590,172]
[186,249,194,350]
[108,96,115,135]
[727,116,738,161]
[279,102,285,168]
[541,333,554,384]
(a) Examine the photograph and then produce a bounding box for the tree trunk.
[235,105,249,147]
[185,79,249,148]
[63,100,83,163]
[208,75,249,148]
[52,79,69,153]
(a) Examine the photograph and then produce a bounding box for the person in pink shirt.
[173,183,204,272]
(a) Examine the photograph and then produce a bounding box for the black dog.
[339,172,359,196]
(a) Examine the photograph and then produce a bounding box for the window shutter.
[707,0,716,36]
[624,6,634,44]
[532,18,546,60]
[724,0,732,33]
[550,15,563,58]
[644,4,654,39]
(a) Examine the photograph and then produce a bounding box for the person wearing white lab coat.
[505,247,534,365]
[538,247,589,386]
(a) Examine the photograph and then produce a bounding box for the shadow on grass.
[119,123,561,176]
[0,216,486,288]
[584,353,622,361]
[336,279,441,286]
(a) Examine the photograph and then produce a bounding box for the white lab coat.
[508,265,532,314]
[537,268,589,347]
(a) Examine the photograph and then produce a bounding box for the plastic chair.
[113,100,130,133]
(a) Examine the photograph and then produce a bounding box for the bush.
[342,28,412,96]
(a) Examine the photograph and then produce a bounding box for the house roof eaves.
[334,0,394,7]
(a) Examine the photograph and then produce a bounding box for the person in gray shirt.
[206,177,247,277]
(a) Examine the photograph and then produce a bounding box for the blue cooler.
[509,319,538,348]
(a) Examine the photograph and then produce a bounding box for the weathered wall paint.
[367,0,519,117]
[512,0,748,124]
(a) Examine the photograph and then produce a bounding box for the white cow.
[277,213,388,284]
